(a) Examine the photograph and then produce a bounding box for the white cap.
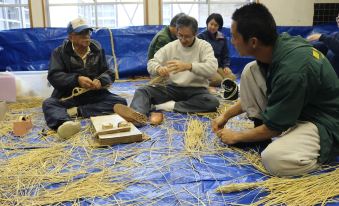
[67,17,93,34]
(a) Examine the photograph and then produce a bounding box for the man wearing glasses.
[307,13,339,77]
[114,15,219,126]
[43,17,127,139]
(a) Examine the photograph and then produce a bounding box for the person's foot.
[208,86,217,94]
[149,112,164,125]
[113,104,147,127]
[67,107,78,118]
[57,121,81,139]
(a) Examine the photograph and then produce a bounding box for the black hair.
[176,15,198,35]
[206,13,223,31]
[170,12,186,27]
[232,3,278,46]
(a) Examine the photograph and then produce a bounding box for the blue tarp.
[1,81,337,205]
[0,24,338,77]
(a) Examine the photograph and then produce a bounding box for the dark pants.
[43,90,127,129]
[130,85,220,116]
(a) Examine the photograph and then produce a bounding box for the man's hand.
[92,79,102,90]
[166,60,191,74]
[216,128,240,145]
[211,115,228,132]
[157,66,171,77]
[307,33,322,42]
[223,67,232,75]
[78,76,94,89]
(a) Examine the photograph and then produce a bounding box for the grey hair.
[176,15,198,35]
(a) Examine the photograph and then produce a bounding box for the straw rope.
[105,27,119,80]
[95,27,119,79]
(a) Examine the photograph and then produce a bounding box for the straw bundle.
[184,118,208,153]
[196,101,235,119]
[8,96,43,110]
[216,182,259,193]
[0,146,72,192]
[1,146,69,172]
[148,76,167,86]
[17,170,128,205]
[216,168,339,206]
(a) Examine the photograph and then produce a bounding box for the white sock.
[67,107,78,118]
[155,100,175,112]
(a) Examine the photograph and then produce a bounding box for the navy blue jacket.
[48,39,114,98]
[197,30,230,68]
[314,32,339,77]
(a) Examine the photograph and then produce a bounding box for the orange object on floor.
[150,112,164,125]
[13,116,33,136]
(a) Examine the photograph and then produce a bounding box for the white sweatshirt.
[147,38,218,88]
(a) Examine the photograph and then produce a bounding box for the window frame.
[46,0,145,28]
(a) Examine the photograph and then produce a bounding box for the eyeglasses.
[176,34,195,41]
[74,29,92,36]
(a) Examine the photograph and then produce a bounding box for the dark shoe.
[149,112,163,125]
[253,118,263,127]
[113,104,147,126]
[221,78,238,100]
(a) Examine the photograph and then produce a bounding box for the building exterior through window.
[47,0,144,28]
[0,0,30,30]
[162,0,252,27]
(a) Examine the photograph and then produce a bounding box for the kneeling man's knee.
[261,144,296,176]
[261,144,319,176]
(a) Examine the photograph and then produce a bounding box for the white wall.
[31,0,338,27]
[260,0,339,26]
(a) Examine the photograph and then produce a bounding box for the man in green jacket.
[147,13,185,60]
[212,3,339,176]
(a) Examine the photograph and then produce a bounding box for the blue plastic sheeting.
[0,81,338,205]
[0,24,338,77]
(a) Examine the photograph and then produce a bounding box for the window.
[47,0,144,28]
[0,0,30,30]
[313,3,339,25]
[162,0,251,27]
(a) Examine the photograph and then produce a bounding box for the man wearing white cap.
[42,17,127,139]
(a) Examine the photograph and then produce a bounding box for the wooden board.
[90,114,143,146]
